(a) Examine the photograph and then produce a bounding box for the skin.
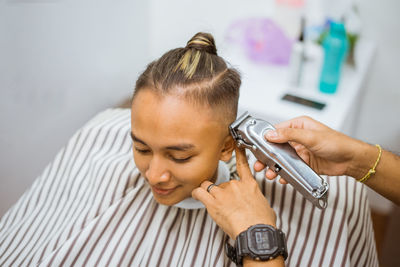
[131,88,284,266]
[130,89,234,206]
[255,116,400,205]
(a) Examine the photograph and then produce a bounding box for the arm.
[254,116,400,205]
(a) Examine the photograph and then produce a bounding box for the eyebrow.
[130,132,195,151]
[130,132,146,145]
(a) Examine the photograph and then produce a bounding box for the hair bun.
[186,32,217,55]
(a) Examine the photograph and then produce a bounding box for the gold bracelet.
[358,144,382,183]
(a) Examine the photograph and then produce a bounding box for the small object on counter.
[281,93,326,110]
[319,21,349,94]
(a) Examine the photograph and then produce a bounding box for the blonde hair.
[133,32,241,123]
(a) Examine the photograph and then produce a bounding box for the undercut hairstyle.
[133,32,241,124]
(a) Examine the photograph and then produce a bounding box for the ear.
[219,135,235,162]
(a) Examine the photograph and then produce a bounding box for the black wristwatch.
[225,224,288,266]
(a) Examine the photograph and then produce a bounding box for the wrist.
[243,255,285,266]
[227,224,287,266]
[347,141,378,180]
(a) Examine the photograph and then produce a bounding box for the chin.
[151,192,184,206]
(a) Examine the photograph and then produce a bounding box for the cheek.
[173,151,221,186]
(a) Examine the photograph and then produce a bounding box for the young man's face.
[131,89,233,206]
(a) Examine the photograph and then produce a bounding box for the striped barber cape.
[0,109,378,267]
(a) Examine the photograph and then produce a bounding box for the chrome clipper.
[229,112,329,209]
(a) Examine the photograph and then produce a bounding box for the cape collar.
[173,161,230,209]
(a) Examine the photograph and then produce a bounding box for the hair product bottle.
[289,17,305,88]
[319,21,348,94]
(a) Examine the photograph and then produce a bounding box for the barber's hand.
[192,147,276,240]
[254,116,368,181]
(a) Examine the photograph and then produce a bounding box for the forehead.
[131,90,225,147]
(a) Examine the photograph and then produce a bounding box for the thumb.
[265,128,317,149]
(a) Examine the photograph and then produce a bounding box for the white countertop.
[222,39,375,131]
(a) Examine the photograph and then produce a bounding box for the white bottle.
[289,17,305,88]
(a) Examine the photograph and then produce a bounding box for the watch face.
[255,231,273,250]
[248,226,278,255]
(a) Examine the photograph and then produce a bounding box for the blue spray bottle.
[319,21,349,94]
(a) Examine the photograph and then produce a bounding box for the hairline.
[132,86,236,133]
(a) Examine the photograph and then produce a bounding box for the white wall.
[148,0,277,59]
[0,0,149,216]
[355,0,400,151]
[353,0,400,211]
[316,0,400,212]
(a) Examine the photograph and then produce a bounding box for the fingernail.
[266,130,277,139]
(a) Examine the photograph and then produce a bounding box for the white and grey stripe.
[0,109,378,266]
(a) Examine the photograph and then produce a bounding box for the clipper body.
[230,112,329,209]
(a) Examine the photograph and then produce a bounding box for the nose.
[145,156,171,185]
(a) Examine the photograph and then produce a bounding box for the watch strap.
[225,242,240,265]
[236,230,250,264]
[272,228,288,260]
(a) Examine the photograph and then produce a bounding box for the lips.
[151,185,179,196]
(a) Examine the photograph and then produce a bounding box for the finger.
[192,187,214,207]
[273,118,299,129]
[234,147,254,182]
[265,128,318,149]
[200,180,222,196]
[279,178,288,184]
[264,170,287,184]
[265,169,278,179]
[253,161,266,172]
[274,116,326,131]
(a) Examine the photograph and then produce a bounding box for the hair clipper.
[229,112,329,209]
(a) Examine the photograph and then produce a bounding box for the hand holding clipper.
[229,112,329,209]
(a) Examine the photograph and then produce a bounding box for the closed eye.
[170,155,192,163]
[134,147,151,154]
[134,145,192,163]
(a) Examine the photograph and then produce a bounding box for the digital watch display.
[253,230,273,250]
[225,224,287,266]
